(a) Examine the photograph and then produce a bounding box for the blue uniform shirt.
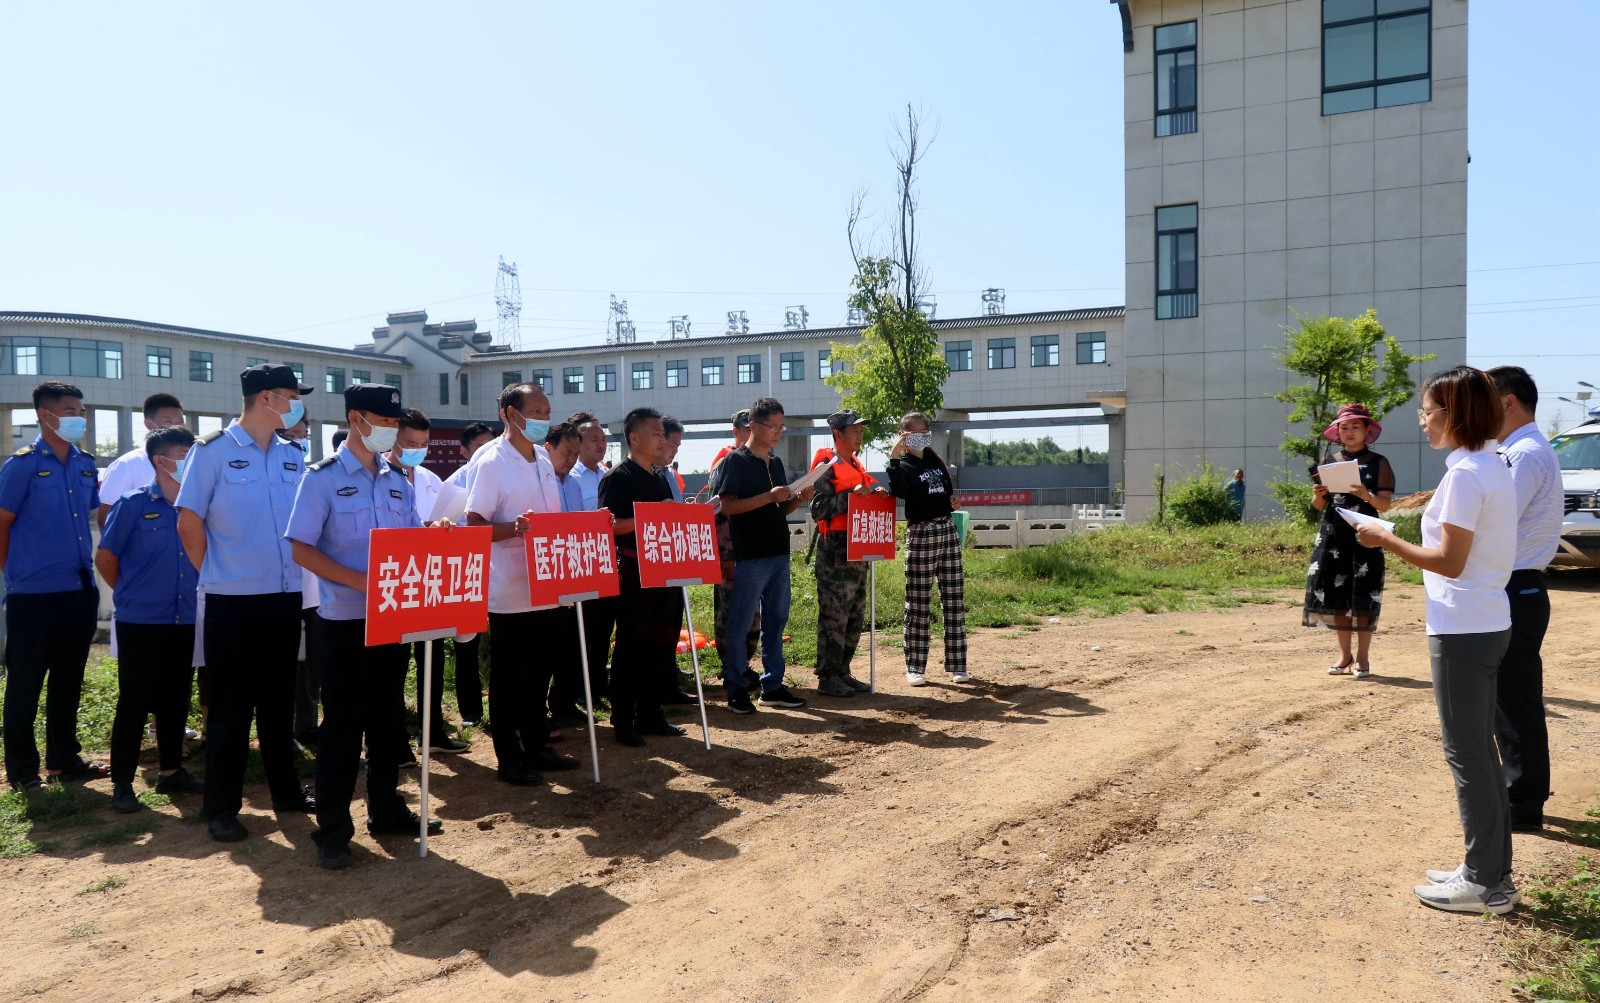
[175,419,305,595]
[99,480,198,625]
[556,472,585,513]
[0,436,99,594]
[285,445,420,621]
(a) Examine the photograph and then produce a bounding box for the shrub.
[1270,478,1318,524]
[1166,463,1237,527]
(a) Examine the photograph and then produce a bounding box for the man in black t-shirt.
[716,397,813,714]
[599,407,689,746]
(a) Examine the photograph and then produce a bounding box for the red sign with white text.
[847,492,897,562]
[364,526,492,646]
[524,510,620,607]
[633,502,722,588]
[955,490,1032,506]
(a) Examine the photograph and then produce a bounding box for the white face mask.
[356,414,399,454]
[905,432,933,453]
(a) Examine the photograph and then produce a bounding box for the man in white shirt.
[1487,366,1565,831]
[569,411,608,509]
[465,383,581,786]
[444,422,496,489]
[98,392,186,528]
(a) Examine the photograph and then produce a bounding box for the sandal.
[1328,658,1355,675]
[1352,662,1373,679]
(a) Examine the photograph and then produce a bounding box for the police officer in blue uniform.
[287,384,443,870]
[176,364,315,842]
[0,381,104,790]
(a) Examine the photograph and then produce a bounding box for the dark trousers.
[293,607,322,740]
[3,587,98,786]
[452,635,484,723]
[487,609,560,771]
[610,566,681,726]
[573,597,615,707]
[313,616,408,851]
[110,621,196,786]
[1495,569,1553,815]
[1431,630,1513,886]
[201,591,303,820]
[543,606,589,715]
[408,638,449,737]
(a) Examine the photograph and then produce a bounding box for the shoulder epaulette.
[309,456,340,472]
[13,445,31,456]
[199,429,226,444]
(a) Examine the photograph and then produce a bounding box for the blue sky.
[1,1,1595,461]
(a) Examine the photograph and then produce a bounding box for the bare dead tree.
[846,103,935,309]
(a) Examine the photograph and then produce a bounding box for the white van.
[1551,409,1600,569]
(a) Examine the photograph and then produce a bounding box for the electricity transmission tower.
[495,257,522,350]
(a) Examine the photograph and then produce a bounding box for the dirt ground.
[5,576,1598,1003]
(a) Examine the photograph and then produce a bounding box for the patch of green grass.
[136,790,171,809]
[1509,855,1600,1001]
[77,874,126,895]
[68,922,101,940]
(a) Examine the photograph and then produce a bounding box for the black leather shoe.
[367,811,443,837]
[317,844,353,870]
[154,767,204,795]
[1510,808,1545,832]
[533,746,581,771]
[496,765,544,787]
[613,724,646,747]
[636,718,687,738]
[208,815,248,842]
[57,757,109,781]
[273,787,317,813]
[111,783,142,814]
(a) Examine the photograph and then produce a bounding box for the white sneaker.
[906,671,927,687]
[1423,866,1521,904]
[950,670,971,683]
[1414,876,1515,915]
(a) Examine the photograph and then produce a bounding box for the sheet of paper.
[1336,507,1396,533]
[789,455,836,493]
[430,480,470,524]
[1317,459,1363,494]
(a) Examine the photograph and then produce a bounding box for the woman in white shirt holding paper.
[1354,365,1518,915]
[1303,403,1395,678]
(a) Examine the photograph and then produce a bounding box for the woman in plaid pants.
[886,413,970,685]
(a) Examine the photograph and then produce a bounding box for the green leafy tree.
[1269,309,1434,519]
[826,105,947,443]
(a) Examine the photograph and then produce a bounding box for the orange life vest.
[813,448,874,534]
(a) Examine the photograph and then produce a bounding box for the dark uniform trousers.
[609,561,682,728]
[2,586,98,783]
[452,634,484,723]
[293,607,322,741]
[559,597,614,711]
[813,531,870,679]
[313,616,409,849]
[1495,568,1553,816]
[487,607,564,771]
[110,621,196,785]
[201,591,304,819]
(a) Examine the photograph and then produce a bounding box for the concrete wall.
[1120,0,1468,519]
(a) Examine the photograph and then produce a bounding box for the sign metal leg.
[869,560,877,695]
[420,640,432,858]
[574,600,602,784]
[682,586,712,750]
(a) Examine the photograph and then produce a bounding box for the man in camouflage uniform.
[710,409,758,682]
[809,410,890,698]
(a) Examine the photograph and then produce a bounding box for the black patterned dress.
[1302,448,1395,632]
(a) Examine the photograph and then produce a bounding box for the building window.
[438,372,450,405]
[945,340,972,372]
[737,354,760,384]
[500,370,520,388]
[189,351,213,383]
[701,358,724,386]
[531,369,552,394]
[987,338,1016,370]
[666,359,688,388]
[779,352,804,381]
[1155,203,1199,320]
[1030,335,1060,367]
[595,364,617,392]
[1322,0,1431,115]
[13,343,38,375]
[564,366,585,394]
[0,337,122,378]
[147,346,172,379]
[1154,21,1197,136]
[99,345,122,379]
[459,373,470,407]
[385,373,404,395]
[818,349,833,379]
[287,362,305,382]
[246,356,267,367]
[351,370,370,385]
[632,362,653,390]
[325,367,346,394]
[1076,332,1108,364]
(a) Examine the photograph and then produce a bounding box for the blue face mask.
[511,409,550,445]
[397,446,429,468]
[170,456,190,484]
[51,413,87,442]
[269,393,304,429]
[290,438,308,453]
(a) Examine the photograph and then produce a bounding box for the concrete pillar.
[0,409,13,453]
[82,409,99,463]
[780,419,816,478]
[1105,409,1126,507]
[939,409,968,469]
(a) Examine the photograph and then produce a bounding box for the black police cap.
[343,383,406,419]
[240,363,314,395]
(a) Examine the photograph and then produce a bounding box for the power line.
[1468,260,1600,273]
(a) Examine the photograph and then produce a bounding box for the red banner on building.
[524,510,620,607]
[633,502,722,588]
[365,526,492,646]
[847,492,898,562]
[955,490,1033,506]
